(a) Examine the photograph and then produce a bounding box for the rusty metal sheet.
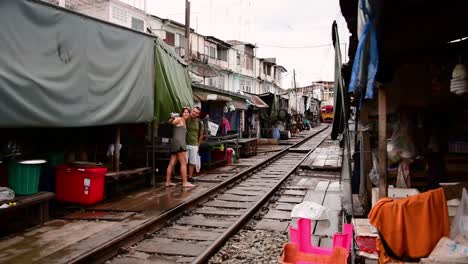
[194,207,245,216]
[177,215,234,228]
[135,237,206,257]
[278,196,303,203]
[264,210,291,220]
[275,203,296,211]
[283,190,307,196]
[204,200,253,209]
[157,228,220,241]
[216,194,259,202]
[255,219,289,232]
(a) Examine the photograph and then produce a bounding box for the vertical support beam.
[152,122,156,187]
[378,87,387,198]
[360,103,373,209]
[113,126,121,172]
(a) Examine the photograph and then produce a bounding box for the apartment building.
[43,0,287,95]
[297,81,335,105]
[44,0,147,32]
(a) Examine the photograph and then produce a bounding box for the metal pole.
[185,0,191,62]
[113,126,121,172]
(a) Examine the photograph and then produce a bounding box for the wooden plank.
[274,203,296,211]
[315,181,330,191]
[194,207,245,216]
[204,200,253,209]
[224,190,262,196]
[177,215,234,228]
[60,211,135,221]
[283,190,307,196]
[278,196,303,203]
[157,228,220,241]
[216,194,259,202]
[264,210,291,220]
[378,87,388,198]
[323,193,342,211]
[135,237,206,256]
[303,191,326,204]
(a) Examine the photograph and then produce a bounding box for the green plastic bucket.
[8,160,46,195]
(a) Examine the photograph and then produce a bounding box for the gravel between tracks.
[208,228,288,264]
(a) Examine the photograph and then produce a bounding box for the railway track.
[76,126,330,264]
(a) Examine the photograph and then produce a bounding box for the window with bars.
[112,6,127,24]
[209,47,216,58]
[246,55,253,70]
[240,78,252,93]
[164,31,175,46]
[131,17,144,32]
[217,47,228,62]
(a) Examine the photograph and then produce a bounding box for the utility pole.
[185,0,191,62]
[293,69,298,121]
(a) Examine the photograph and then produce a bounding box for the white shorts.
[186,145,199,165]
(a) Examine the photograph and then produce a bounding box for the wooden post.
[360,103,373,209]
[151,122,156,187]
[378,87,387,198]
[113,126,121,172]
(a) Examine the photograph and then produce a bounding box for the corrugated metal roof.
[245,93,269,108]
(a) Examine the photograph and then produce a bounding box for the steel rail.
[72,126,328,264]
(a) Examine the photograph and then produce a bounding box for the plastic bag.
[451,188,468,240]
[0,187,15,201]
[195,155,201,173]
[369,151,380,186]
[291,201,329,220]
[396,160,411,188]
[387,119,415,164]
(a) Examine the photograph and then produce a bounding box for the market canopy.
[228,100,248,110]
[192,90,232,102]
[245,93,269,109]
[0,0,154,127]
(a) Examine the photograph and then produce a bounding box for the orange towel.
[368,188,450,263]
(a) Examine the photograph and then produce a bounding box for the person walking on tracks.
[186,106,204,182]
[165,107,196,188]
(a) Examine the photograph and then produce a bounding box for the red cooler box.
[55,164,106,205]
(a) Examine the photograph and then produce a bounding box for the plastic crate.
[55,164,106,205]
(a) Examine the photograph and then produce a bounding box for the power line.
[256,43,332,49]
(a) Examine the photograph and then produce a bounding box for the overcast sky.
[142,0,350,88]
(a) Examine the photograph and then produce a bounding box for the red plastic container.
[55,164,107,205]
[0,162,7,187]
[212,149,226,161]
[226,149,233,164]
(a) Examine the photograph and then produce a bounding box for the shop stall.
[337,0,468,262]
[0,0,193,235]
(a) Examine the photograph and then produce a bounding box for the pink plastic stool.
[289,218,353,261]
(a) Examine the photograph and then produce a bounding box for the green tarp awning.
[153,38,194,123]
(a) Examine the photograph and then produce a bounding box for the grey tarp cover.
[0,0,154,127]
[153,38,194,124]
